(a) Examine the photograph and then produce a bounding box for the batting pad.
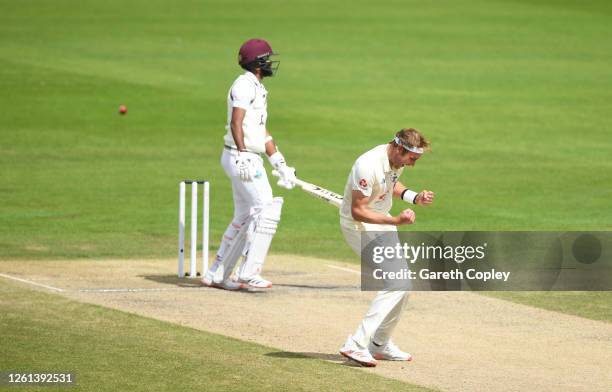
[237,197,284,280]
[207,220,249,283]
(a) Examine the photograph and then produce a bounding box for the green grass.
[0,280,433,391]
[483,291,612,322]
[1,2,610,388]
[1,0,611,261]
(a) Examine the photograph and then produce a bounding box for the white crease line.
[78,287,204,293]
[326,264,361,275]
[0,273,64,292]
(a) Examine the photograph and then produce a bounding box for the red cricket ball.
[119,105,128,115]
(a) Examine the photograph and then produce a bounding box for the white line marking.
[326,264,361,275]
[0,273,64,292]
[78,287,205,293]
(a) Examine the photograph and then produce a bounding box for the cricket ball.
[119,105,128,115]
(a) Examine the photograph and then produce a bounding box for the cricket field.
[1,1,611,391]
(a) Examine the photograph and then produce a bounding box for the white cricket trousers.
[220,148,273,217]
[340,222,409,348]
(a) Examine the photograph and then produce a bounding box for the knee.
[255,193,274,209]
[232,213,250,226]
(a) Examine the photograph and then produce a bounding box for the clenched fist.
[415,190,435,205]
[397,208,416,225]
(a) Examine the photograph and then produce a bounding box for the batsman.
[203,38,297,291]
[339,128,434,367]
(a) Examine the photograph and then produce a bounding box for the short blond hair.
[391,128,431,152]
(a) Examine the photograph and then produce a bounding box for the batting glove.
[235,154,255,182]
[276,166,295,189]
[268,151,296,189]
[276,166,296,189]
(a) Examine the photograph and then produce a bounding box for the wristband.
[401,189,418,204]
[267,151,286,169]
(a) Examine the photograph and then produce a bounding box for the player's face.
[391,145,422,168]
[400,151,421,167]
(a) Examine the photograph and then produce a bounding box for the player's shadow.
[265,351,344,362]
[273,283,359,291]
[265,351,362,367]
[140,275,270,294]
[141,275,203,287]
[140,276,359,292]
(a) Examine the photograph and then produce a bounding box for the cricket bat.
[271,170,343,208]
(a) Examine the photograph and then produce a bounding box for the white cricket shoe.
[238,275,272,290]
[339,335,377,367]
[201,276,244,291]
[369,340,412,361]
[202,270,215,285]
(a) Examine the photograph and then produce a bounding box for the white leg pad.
[236,197,283,281]
[206,220,248,283]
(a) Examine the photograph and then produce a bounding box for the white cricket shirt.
[224,71,268,153]
[340,144,404,228]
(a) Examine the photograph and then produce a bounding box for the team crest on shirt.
[391,172,399,183]
[359,179,368,189]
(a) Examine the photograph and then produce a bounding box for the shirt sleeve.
[230,78,256,110]
[351,159,374,197]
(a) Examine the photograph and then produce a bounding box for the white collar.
[381,145,392,173]
[244,71,262,86]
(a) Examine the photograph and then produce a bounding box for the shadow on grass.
[266,351,359,365]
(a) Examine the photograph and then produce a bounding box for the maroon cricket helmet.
[238,39,275,65]
[238,38,279,76]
